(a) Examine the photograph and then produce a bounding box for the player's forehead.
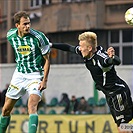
[79,40,88,46]
[20,17,30,24]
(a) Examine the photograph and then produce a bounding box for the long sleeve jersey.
[52,43,124,95]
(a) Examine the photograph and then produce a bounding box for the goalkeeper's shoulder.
[7,28,17,40]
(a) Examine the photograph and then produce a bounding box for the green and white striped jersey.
[7,28,50,73]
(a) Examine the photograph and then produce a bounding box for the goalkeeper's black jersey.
[52,43,125,95]
[75,46,123,95]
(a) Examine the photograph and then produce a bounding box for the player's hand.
[107,47,115,58]
[38,81,47,91]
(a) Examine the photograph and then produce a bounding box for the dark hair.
[81,96,85,99]
[14,11,29,24]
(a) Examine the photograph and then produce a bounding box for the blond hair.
[78,32,97,49]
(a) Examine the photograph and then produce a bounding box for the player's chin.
[82,54,87,58]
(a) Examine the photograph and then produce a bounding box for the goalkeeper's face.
[16,17,31,36]
[79,40,93,58]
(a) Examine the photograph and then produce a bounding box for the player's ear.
[15,23,19,28]
[88,45,92,51]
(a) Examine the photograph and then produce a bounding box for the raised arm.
[105,55,121,65]
[51,43,76,53]
[106,47,121,65]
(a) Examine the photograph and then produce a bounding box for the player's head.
[78,31,97,58]
[14,11,31,36]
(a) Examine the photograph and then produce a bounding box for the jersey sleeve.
[52,43,82,56]
[75,46,82,56]
[96,46,112,67]
[30,29,50,55]
[105,55,121,66]
[39,32,50,55]
[97,46,121,67]
[7,28,17,42]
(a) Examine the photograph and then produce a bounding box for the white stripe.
[97,60,113,86]
[30,29,46,46]
[12,37,22,72]
[40,45,50,55]
[17,37,26,72]
[30,29,50,55]
[7,29,17,38]
[23,38,33,72]
[117,94,125,111]
[97,50,107,58]
[30,37,38,71]
[75,46,80,54]
[115,83,125,87]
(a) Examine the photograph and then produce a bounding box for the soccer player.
[51,31,133,133]
[0,11,50,133]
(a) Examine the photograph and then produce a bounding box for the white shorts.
[6,69,43,100]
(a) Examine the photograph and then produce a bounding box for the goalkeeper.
[51,31,133,133]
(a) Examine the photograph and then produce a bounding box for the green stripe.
[93,82,98,103]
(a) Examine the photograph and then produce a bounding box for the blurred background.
[0,0,133,125]
[0,1,133,132]
[0,0,133,64]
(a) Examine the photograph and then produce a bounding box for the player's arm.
[43,53,50,84]
[106,47,121,65]
[39,53,50,90]
[38,32,51,90]
[106,55,121,65]
[50,43,76,53]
